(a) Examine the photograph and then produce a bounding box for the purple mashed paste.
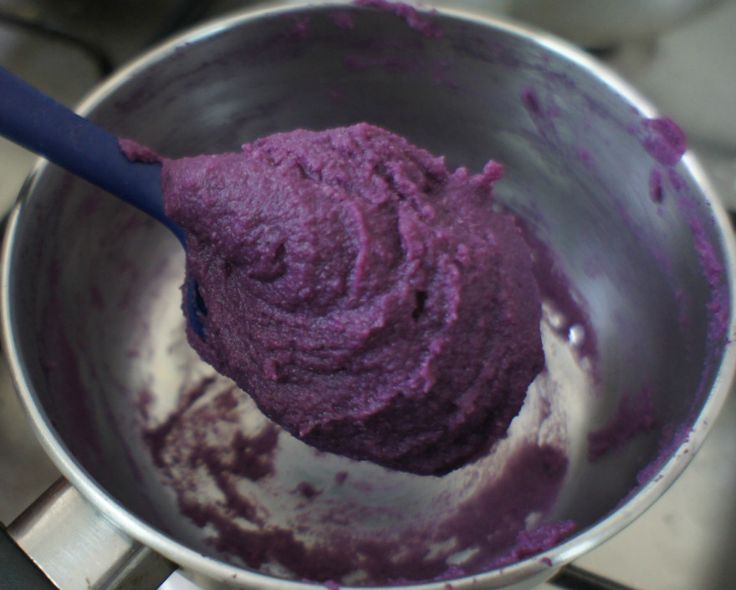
[150,123,545,476]
[649,168,664,203]
[330,11,355,30]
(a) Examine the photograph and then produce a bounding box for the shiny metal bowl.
[2,2,735,589]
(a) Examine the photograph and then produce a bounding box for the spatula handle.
[0,66,165,224]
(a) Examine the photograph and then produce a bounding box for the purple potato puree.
[124,123,544,475]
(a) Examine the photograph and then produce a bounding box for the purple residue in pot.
[142,376,217,468]
[636,423,692,486]
[664,164,730,356]
[143,382,280,527]
[353,0,443,38]
[489,520,576,568]
[521,87,562,123]
[587,387,656,461]
[630,165,732,486]
[143,376,574,585]
[640,117,687,166]
[633,118,728,485]
[521,87,543,117]
[294,481,321,499]
[519,85,730,499]
[681,197,730,345]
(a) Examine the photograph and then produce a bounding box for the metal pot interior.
[3,3,733,588]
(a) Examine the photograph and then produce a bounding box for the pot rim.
[2,2,735,588]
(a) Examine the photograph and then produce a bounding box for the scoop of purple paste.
[160,123,543,475]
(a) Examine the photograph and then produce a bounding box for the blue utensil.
[0,66,206,337]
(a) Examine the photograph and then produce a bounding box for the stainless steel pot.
[2,2,735,589]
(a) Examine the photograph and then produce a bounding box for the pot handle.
[5,477,176,589]
[0,525,57,588]
[550,564,637,590]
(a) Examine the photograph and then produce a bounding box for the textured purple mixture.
[159,123,544,475]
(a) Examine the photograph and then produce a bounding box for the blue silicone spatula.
[0,66,206,337]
